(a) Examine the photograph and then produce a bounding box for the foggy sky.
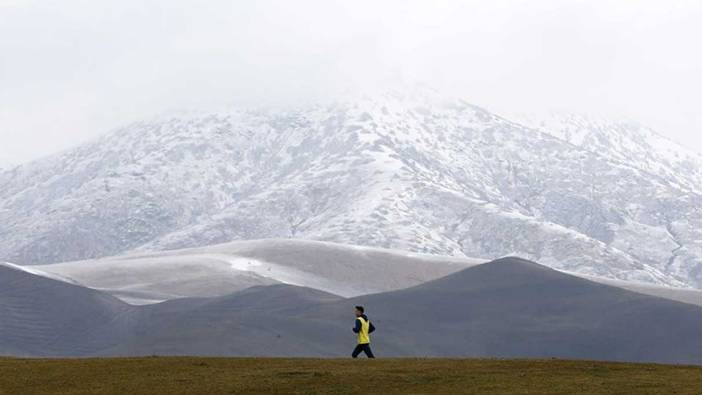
[2,0,702,166]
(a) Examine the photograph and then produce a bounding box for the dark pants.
[352,343,375,358]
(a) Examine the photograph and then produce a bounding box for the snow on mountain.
[512,112,702,193]
[510,111,702,287]
[33,239,481,304]
[1,91,701,288]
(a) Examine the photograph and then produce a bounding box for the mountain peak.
[1,101,701,289]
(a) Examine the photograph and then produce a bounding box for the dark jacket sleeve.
[352,318,361,333]
[369,321,376,333]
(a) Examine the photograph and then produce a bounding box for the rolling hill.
[0,263,133,357]
[32,239,481,304]
[5,255,702,364]
[30,239,702,307]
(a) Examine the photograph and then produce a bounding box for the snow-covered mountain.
[512,112,702,193]
[512,112,702,286]
[2,92,702,288]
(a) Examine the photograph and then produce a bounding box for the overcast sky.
[2,0,702,166]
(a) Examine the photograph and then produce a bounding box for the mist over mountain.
[2,91,702,288]
[0,156,14,172]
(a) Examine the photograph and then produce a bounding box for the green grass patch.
[1,357,701,394]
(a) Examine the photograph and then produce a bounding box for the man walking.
[351,305,376,358]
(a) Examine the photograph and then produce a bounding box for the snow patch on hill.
[0,261,78,285]
[33,239,482,304]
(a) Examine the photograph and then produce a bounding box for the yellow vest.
[357,317,371,344]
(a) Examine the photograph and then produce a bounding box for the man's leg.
[351,344,364,358]
[362,344,375,358]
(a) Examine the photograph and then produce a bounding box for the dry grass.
[1,357,701,394]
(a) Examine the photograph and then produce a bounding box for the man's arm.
[352,318,361,333]
[369,322,376,333]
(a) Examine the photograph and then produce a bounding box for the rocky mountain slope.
[1,92,701,287]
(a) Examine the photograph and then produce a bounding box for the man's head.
[354,306,364,317]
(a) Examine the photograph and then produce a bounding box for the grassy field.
[1,357,701,394]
